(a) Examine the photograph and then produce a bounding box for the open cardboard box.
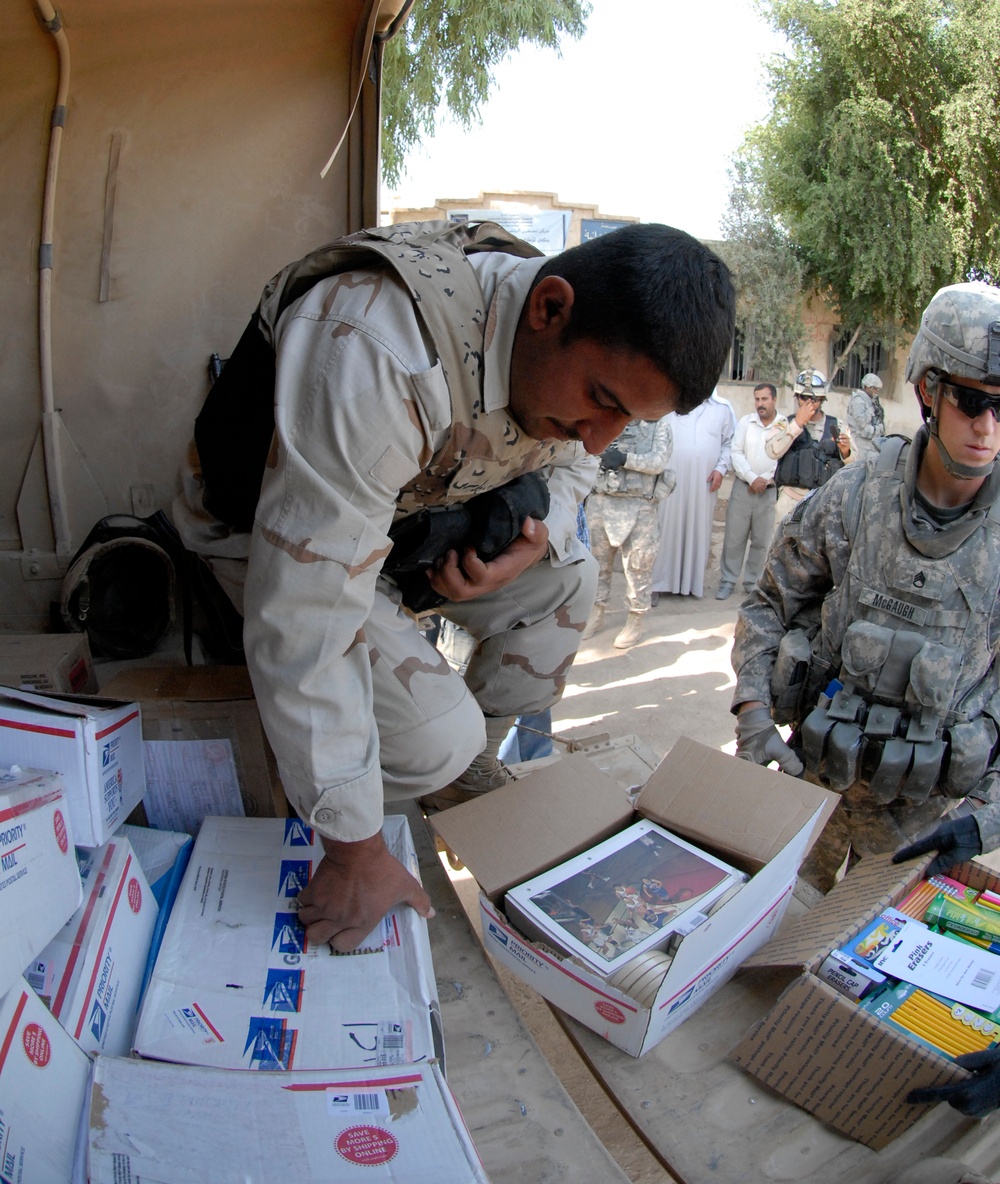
[730,849,998,1150]
[431,736,838,1057]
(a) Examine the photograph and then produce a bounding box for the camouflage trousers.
[797,778,952,894]
[587,493,660,614]
[206,550,596,803]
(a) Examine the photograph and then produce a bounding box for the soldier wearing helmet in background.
[766,368,854,532]
[847,371,887,460]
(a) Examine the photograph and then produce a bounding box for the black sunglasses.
[940,379,1000,422]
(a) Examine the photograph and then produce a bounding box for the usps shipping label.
[134,815,439,1071]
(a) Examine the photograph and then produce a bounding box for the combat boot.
[581,604,605,641]
[614,612,644,649]
[419,714,515,812]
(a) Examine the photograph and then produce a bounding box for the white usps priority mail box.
[88,1057,488,1183]
[134,814,441,1071]
[0,688,145,848]
[0,767,82,1001]
[0,982,91,1184]
[27,833,158,1057]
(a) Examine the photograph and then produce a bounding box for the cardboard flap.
[429,754,633,899]
[636,737,839,870]
[743,852,925,971]
[0,685,128,717]
[101,665,254,703]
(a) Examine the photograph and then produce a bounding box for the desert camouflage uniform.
[732,427,1000,891]
[587,417,674,614]
[175,222,598,843]
[847,388,886,460]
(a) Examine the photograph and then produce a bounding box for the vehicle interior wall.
[2,0,382,629]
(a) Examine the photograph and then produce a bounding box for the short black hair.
[754,382,777,399]
[532,224,735,415]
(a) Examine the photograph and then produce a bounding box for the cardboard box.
[0,767,82,1000]
[0,632,97,696]
[100,665,286,821]
[87,1057,488,1183]
[134,814,442,1072]
[0,982,92,1184]
[26,833,158,1057]
[729,851,997,1150]
[0,687,145,848]
[431,737,838,1058]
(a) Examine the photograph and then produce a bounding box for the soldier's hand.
[794,399,818,427]
[600,446,627,471]
[429,516,549,602]
[891,816,982,877]
[907,1048,1000,1118]
[296,831,434,952]
[735,705,804,776]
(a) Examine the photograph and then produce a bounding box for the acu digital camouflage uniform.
[732,428,1000,893]
[847,381,887,460]
[586,417,675,617]
[175,221,598,844]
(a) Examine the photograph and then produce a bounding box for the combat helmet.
[793,369,828,398]
[861,372,882,391]
[905,281,1000,478]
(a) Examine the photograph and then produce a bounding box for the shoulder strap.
[842,435,908,542]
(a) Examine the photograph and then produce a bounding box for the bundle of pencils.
[898,874,979,922]
[887,988,998,1058]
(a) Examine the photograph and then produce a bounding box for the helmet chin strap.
[929,390,998,479]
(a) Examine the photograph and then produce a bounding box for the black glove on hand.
[907,1047,1000,1118]
[734,706,804,777]
[891,816,982,877]
[600,446,626,471]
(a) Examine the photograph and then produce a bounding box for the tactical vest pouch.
[840,621,893,696]
[869,739,913,804]
[770,628,812,725]
[943,717,998,798]
[826,721,865,791]
[903,740,947,801]
[906,640,962,720]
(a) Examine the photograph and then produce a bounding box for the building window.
[830,333,884,391]
[729,326,747,382]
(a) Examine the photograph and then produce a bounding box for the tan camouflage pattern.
[587,417,673,614]
[180,225,599,843]
[846,389,886,459]
[733,428,1000,889]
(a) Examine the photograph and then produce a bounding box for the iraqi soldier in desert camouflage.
[581,415,675,649]
[174,219,735,952]
[730,281,1000,900]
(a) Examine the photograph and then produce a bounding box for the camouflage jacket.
[733,429,1000,834]
[592,416,673,499]
[847,390,886,459]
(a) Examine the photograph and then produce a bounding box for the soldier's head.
[905,282,1000,479]
[508,225,734,452]
[793,370,827,421]
[861,372,882,395]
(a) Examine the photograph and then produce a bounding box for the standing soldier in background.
[847,372,887,460]
[716,382,781,600]
[582,416,675,649]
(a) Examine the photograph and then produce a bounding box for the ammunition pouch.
[382,472,550,613]
[770,628,812,725]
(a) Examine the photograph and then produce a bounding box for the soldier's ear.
[918,376,934,412]
[524,276,575,337]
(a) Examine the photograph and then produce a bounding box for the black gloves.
[891,816,982,878]
[734,706,805,776]
[908,1048,1000,1118]
[600,446,626,471]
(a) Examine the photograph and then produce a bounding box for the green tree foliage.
[718,155,806,385]
[744,0,1000,337]
[380,0,590,190]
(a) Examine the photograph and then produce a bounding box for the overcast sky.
[385,0,787,241]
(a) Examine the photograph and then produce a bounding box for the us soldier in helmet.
[731,281,1000,1121]
[766,368,853,532]
[847,371,887,460]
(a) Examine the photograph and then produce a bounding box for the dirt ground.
[442,482,744,1184]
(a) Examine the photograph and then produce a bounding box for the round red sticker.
[53,809,68,854]
[127,877,142,914]
[23,1023,51,1067]
[594,1000,626,1025]
[335,1125,399,1167]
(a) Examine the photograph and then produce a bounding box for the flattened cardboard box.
[0,767,82,1000]
[0,982,91,1184]
[0,687,145,848]
[730,851,993,1150]
[432,737,838,1057]
[134,814,442,1072]
[0,632,97,696]
[101,665,286,821]
[27,833,158,1057]
[88,1057,488,1183]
